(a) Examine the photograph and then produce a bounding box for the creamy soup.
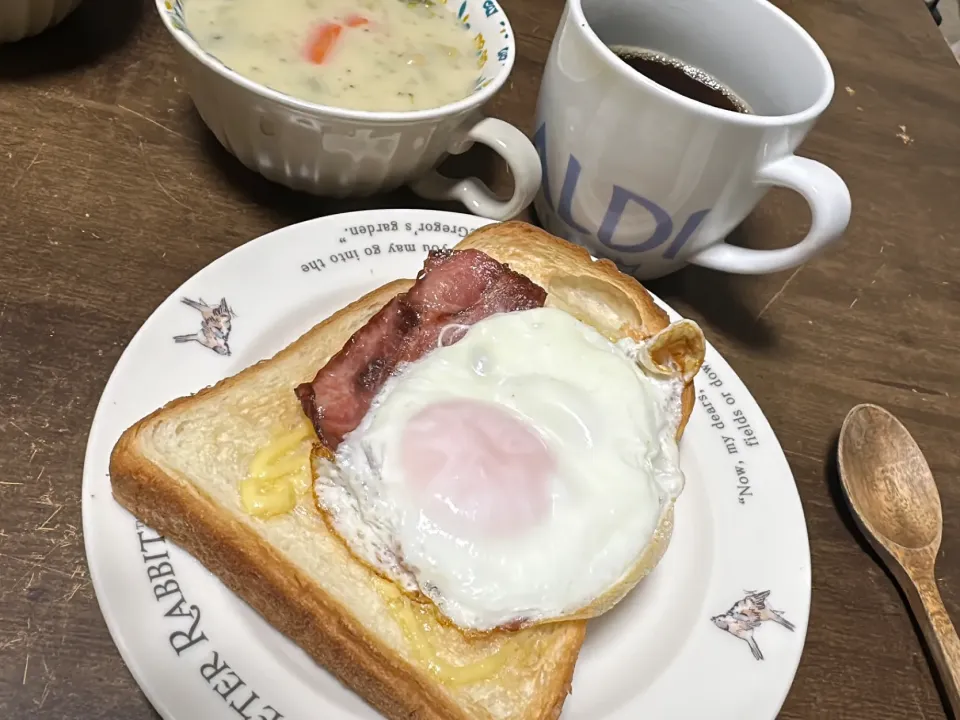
[186,0,480,112]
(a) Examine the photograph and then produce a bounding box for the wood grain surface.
[1,0,959,717]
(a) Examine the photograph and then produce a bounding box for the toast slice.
[109,221,700,720]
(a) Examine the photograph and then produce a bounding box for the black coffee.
[610,46,751,114]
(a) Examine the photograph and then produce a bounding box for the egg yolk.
[400,399,554,538]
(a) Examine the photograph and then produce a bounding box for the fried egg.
[314,306,686,632]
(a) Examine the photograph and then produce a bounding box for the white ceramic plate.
[83,209,811,720]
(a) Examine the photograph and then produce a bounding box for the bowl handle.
[408,115,542,221]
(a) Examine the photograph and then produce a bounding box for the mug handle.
[408,116,542,221]
[687,155,852,274]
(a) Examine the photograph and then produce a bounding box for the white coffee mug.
[533,0,852,279]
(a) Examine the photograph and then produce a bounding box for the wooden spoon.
[838,403,960,714]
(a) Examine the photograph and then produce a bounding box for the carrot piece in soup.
[344,14,369,27]
[307,23,343,64]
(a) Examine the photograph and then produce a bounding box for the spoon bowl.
[839,403,941,551]
[838,403,960,716]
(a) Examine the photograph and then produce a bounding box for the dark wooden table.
[1,0,959,716]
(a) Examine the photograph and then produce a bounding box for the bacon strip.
[294,249,547,449]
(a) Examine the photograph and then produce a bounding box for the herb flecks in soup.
[186,0,480,112]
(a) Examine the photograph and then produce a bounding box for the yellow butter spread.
[376,581,513,686]
[240,420,314,518]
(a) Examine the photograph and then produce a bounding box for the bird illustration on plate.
[711,589,795,661]
[173,297,236,356]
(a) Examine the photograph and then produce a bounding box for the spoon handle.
[910,571,960,714]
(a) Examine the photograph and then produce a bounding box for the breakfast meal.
[185,0,480,112]
[109,222,706,719]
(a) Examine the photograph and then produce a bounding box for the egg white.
[314,306,685,632]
